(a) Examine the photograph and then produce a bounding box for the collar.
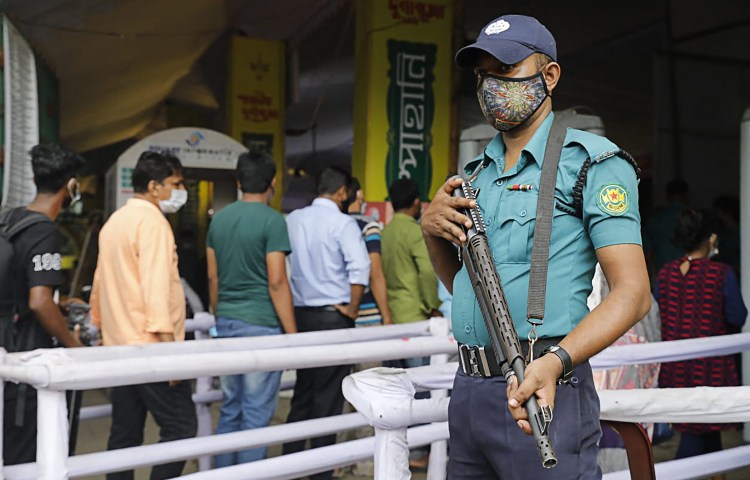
[127,197,161,212]
[312,197,342,211]
[484,112,555,169]
[392,212,417,224]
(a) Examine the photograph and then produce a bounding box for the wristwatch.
[541,345,573,384]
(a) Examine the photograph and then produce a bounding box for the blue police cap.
[456,14,557,68]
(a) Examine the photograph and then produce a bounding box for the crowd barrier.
[0,317,454,479]
[2,318,750,478]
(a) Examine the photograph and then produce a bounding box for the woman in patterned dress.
[655,208,747,460]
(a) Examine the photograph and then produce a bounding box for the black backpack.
[0,209,49,352]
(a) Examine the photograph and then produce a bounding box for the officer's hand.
[421,177,475,245]
[506,354,563,435]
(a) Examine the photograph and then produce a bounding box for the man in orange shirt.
[91,151,196,480]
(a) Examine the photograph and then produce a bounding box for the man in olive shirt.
[207,151,297,467]
[381,179,441,340]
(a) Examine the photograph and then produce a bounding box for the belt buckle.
[459,344,481,377]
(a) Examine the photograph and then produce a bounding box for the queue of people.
[0,11,747,480]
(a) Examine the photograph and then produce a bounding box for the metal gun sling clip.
[535,404,554,436]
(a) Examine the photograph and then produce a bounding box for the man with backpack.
[0,144,85,465]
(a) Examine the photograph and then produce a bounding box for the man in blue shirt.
[283,167,370,480]
[421,14,651,479]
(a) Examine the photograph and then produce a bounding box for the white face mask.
[159,189,188,214]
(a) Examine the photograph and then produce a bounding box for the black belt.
[457,336,565,378]
[295,305,338,312]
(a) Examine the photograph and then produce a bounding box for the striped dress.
[655,257,747,434]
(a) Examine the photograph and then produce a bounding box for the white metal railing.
[0,316,454,479]
[5,318,750,479]
[341,332,750,480]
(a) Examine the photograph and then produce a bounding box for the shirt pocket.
[496,193,538,264]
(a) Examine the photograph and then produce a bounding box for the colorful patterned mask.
[477,71,549,132]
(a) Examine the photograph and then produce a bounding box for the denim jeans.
[213,318,282,467]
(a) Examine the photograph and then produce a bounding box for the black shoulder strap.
[527,118,567,325]
[1,210,48,240]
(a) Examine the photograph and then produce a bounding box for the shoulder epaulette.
[557,129,640,218]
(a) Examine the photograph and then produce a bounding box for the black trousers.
[282,308,353,480]
[3,384,82,465]
[107,381,197,480]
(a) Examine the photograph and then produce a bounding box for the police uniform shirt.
[452,113,641,346]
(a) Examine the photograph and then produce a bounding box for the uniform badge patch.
[597,184,630,216]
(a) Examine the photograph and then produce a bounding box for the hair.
[672,208,716,253]
[236,150,276,193]
[666,178,689,198]
[30,144,85,194]
[389,178,420,211]
[534,52,553,69]
[131,151,183,194]
[317,167,352,196]
[346,177,362,206]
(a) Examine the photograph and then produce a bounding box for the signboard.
[227,36,285,209]
[352,0,453,207]
[107,127,246,214]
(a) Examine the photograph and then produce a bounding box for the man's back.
[93,198,184,345]
[381,212,439,323]
[287,198,369,307]
[208,201,290,325]
[0,208,61,350]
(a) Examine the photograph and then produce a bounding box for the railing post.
[37,389,69,479]
[193,322,214,471]
[427,316,450,480]
[373,427,410,479]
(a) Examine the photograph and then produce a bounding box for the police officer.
[421,14,651,479]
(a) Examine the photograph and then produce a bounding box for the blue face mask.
[477,71,549,131]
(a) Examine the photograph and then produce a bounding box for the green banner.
[385,39,437,200]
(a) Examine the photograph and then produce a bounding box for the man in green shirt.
[382,179,441,327]
[206,151,297,467]
[381,178,441,468]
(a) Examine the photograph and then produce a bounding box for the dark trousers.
[107,381,197,480]
[3,384,82,465]
[282,308,353,480]
[447,362,602,480]
[675,431,723,459]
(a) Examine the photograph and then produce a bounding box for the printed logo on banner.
[249,53,271,81]
[385,40,437,201]
[185,131,205,147]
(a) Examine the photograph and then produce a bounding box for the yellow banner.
[227,36,285,208]
[352,0,454,208]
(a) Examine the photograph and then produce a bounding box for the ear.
[412,197,421,208]
[270,176,277,190]
[543,62,561,95]
[148,179,160,197]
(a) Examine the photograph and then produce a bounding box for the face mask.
[360,201,367,216]
[477,71,549,132]
[160,189,188,214]
[710,247,719,259]
[67,181,83,215]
